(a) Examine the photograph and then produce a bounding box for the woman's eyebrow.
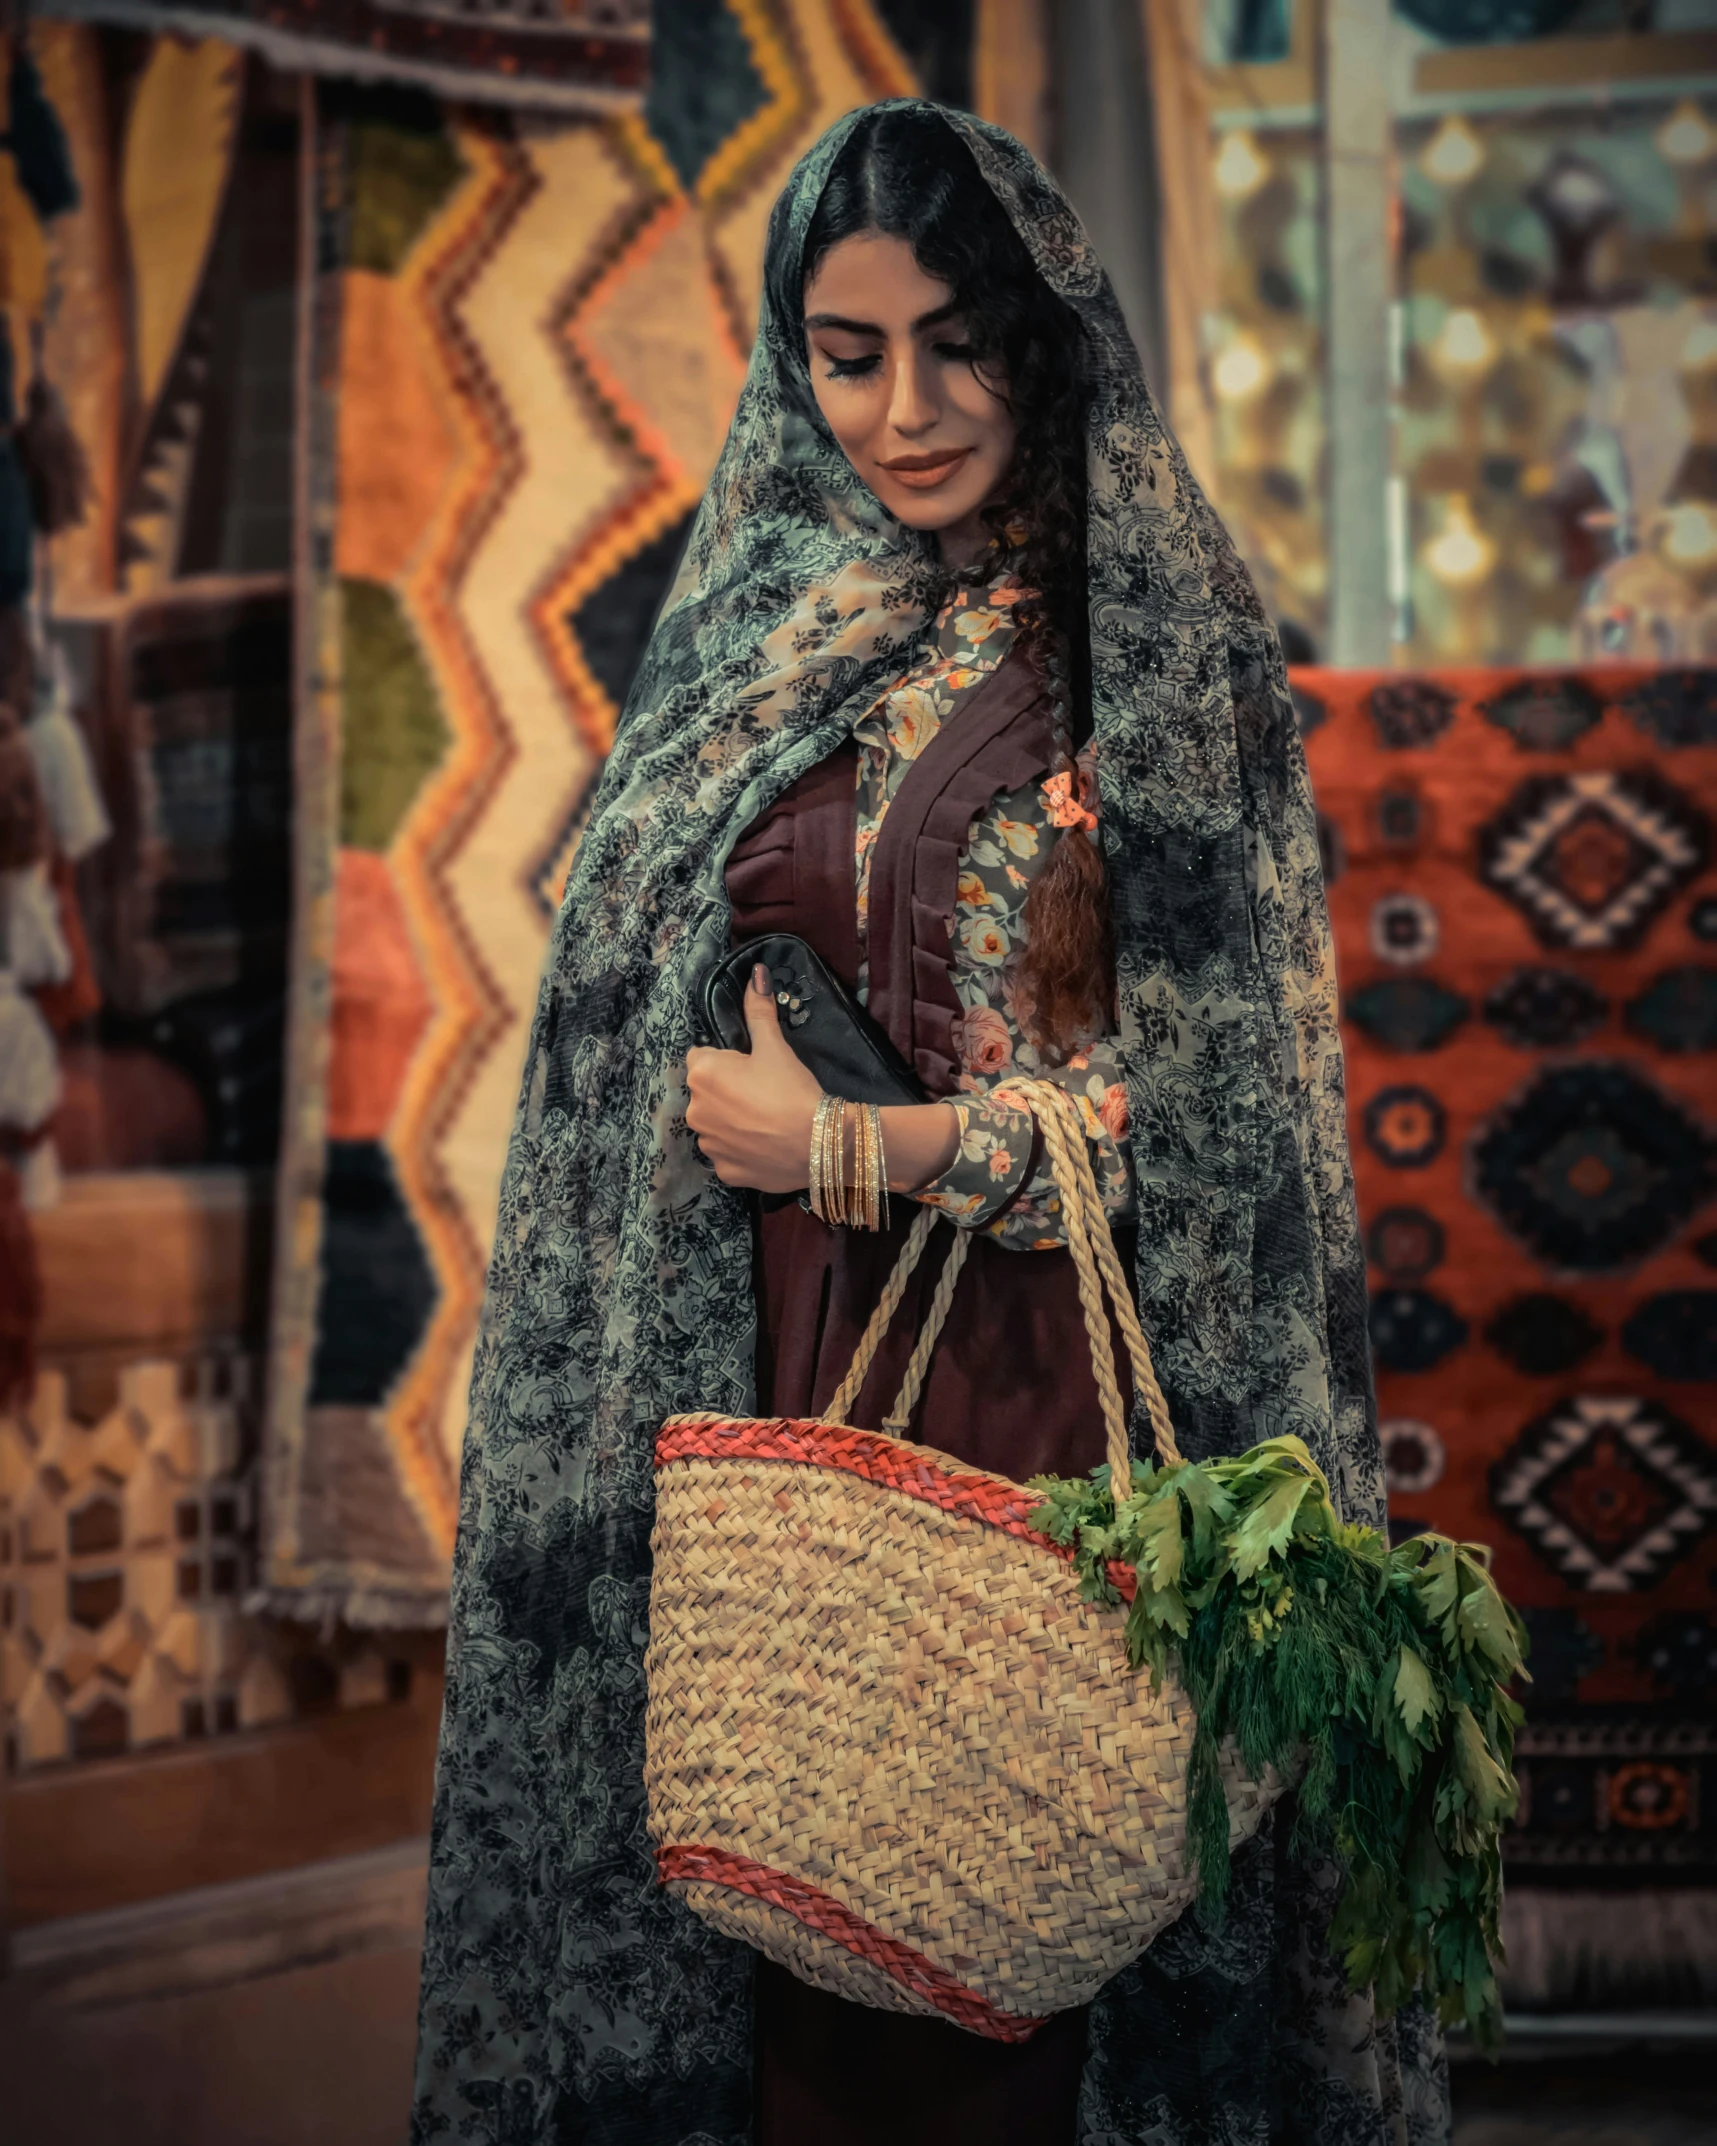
[802,301,960,336]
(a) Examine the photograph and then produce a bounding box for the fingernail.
[752,963,769,992]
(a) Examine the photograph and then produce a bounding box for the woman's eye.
[823,352,881,379]
[933,340,977,363]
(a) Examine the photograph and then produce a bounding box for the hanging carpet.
[34,0,646,114]
[259,0,952,1625]
[1296,661,1717,1893]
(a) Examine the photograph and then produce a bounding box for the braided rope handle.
[1006,1080,1183,1475]
[881,1228,971,1434]
[824,1208,939,1426]
[822,1082,1182,1484]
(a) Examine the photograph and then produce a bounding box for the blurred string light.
[1529,152,1619,246]
[1680,315,1717,373]
[1214,129,1270,203]
[1661,503,1717,571]
[1428,306,1497,382]
[1212,331,1271,402]
[1424,496,1495,587]
[1421,115,1484,188]
[1656,101,1717,169]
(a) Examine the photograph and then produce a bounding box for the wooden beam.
[1321,0,1393,667]
[6,1654,443,1927]
[10,1837,428,2008]
[34,1170,270,1359]
[1415,31,1717,100]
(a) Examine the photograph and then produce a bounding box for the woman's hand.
[685,965,823,1193]
[685,963,963,1198]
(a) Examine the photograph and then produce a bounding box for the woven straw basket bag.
[645,1081,1279,2043]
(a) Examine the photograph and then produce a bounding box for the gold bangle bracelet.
[811,1096,896,1231]
[819,1090,845,1227]
[854,1099,872,1232]
[827,1096,850,1228]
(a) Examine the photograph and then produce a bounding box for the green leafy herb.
[1027,1436,1527,2050]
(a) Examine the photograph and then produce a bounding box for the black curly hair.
[783,108,1111,1060]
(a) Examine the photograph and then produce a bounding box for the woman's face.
[802,232,1013,562]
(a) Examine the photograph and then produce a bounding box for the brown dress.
[727,656,1130,2146]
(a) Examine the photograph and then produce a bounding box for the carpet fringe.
[1501,1888,1717,2012]
[245,1584,450,1634]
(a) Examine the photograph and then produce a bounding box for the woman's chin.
[873,475,996,537]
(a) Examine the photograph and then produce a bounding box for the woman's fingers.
[743,964,788,1055]
[684,975,817,1190]
[686,1049,736,1119]
[683,1053,737,1172]
[685,1046,734,1121]
[686,1112,744,1184]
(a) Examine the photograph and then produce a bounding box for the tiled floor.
[1452,2046,1717,2146]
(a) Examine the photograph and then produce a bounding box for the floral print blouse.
[851,581,1134,1251]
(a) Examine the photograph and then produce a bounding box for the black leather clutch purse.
[699,933,925,1107]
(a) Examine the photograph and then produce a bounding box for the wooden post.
[1321,0,1394,667]
[1050,0,1165,396]
[1138,0,1220,499]
[1,1577,11,1979]
[973,0,1052,167]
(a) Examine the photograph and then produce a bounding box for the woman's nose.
[887,344,938,437]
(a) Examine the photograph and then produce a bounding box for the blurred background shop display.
[0,4,1714,2143]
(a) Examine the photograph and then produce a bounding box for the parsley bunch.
[1028,1435,1527,2048]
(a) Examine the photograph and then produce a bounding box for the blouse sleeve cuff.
[910,1095,1040,1228]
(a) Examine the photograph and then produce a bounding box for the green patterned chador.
[412,102,1458,2145]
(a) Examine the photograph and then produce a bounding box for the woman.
[413,104,1444,2146]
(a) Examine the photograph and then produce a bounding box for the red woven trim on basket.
[656,1413,1136,1600]
[657,1843,1046,2044]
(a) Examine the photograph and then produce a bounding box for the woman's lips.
[878,448,972,491]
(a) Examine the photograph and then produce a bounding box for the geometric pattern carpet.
[40,0,648,115]
[1298,663,1717,1884]
[260,1,938,1625]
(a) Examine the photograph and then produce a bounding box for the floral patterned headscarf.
[414,103,1397,2146]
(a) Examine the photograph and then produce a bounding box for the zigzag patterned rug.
[1297,663,1716,1885]
[39,0,646,113]
[261,0,930,1624]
